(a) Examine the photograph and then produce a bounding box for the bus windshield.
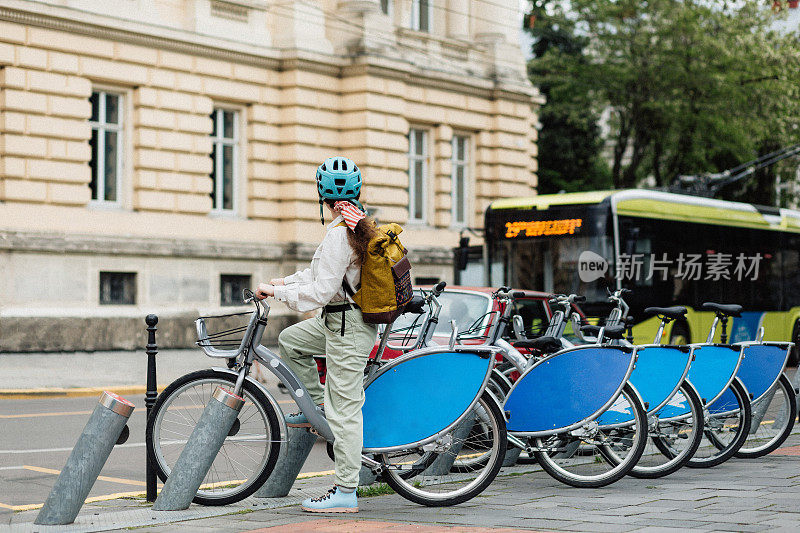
[487,202,614,313]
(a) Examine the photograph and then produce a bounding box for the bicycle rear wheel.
[380,392,506,506]
[686,377,751,468]
[628,382,704,478]
[146,369,282,506]
[534,383,647,488]
[736,373,796,458]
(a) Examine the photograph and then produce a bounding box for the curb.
[0,385,164,400]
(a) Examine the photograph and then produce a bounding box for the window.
[451,135,469,226]
[99,272,136,305]
[210,108,238,212]
[408,129,428,222]
[411,0,431,31]
[89,90,123,203]
[220,274,251,306]
[380,0,390,15]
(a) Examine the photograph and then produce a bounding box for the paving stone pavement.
[4,433,800,532]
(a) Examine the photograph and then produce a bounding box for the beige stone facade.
[0,0,541,351]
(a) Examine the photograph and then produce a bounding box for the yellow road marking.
[0,386,164,400]
[0,410,94,419]
[1,468,337,511]
[0,489,149,512]
[23,466,146,487]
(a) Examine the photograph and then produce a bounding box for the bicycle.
[146,286,507,507]
[490,292,649,488]
[675,303,752,468]
[708,312,796,459]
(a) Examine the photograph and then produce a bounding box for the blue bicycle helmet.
[316,157,364,224]
[316,157,361,200]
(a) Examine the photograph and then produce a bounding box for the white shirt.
[273,215,361,313]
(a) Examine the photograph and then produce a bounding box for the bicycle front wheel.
[146,369,282,506]
[379,392,507,506]
[535,383,648,488]
[686,377,751,468]
[736,373,796,458]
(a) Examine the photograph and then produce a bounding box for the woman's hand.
[255,283,275,300]
[269,278,285,286]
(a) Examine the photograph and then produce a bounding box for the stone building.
[0,0,542,351]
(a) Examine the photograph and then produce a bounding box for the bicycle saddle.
[701,302,742,318]
[402,296,426,315]
[513,336,562,354]
[644,306,687,320]
[581,324,626,340]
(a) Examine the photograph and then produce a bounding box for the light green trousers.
[278,308,377,488]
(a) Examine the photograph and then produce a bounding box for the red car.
[314,286,586,382]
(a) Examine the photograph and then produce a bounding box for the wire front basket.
[196,311,252,350]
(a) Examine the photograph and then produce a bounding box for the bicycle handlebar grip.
[620,288,632,295]
[572,295,587,303]
[511,291,526,299]
[432,281,446,295]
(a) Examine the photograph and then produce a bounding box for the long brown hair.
[326,200,379,265]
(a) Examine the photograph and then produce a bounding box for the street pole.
[145,314,159,502]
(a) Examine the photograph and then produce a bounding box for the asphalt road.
[0,388,333,509]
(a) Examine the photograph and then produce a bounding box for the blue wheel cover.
[627,346,692,414]
[504,347,633,433]
[686,345,741,405]
[736,344,788,401]
[362,351,491,449]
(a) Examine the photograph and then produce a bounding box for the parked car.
[314,286,586,382]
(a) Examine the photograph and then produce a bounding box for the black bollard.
[145,314,159,502]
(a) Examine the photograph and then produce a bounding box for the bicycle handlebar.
[431,281,447,296]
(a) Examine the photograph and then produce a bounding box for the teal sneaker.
[301,486,358,513]
[285,404,323,428]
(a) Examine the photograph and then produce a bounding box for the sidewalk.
[3,434,800,532]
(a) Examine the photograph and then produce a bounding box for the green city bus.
[484,189,800,362]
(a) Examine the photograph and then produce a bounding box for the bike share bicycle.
[472,290,650,488]
[700,305,796,459]
[145,285,507,507]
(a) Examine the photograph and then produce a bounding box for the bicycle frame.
[196,291,504,456]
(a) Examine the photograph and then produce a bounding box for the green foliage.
[356,483,395,497]
[529,0,612,194]
[528,0,800,203]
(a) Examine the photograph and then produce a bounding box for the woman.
[255,156,378,513]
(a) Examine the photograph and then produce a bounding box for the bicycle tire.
[146,369,282,506]
[736,373,796,458]
[534,383,648,488]
[380,391,507,506]
[627,382,705,479]
[685,377,751,468]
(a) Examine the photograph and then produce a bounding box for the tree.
[527,0,612,194]
[528,0,800,204]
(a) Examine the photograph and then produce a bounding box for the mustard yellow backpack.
[343,223,413,323]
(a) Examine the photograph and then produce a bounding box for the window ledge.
[88,200,125,212]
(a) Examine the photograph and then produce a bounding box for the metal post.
[145,314,158,502]
[35,392,134,525]
[152,387,244,511]
[253,426,316,498]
